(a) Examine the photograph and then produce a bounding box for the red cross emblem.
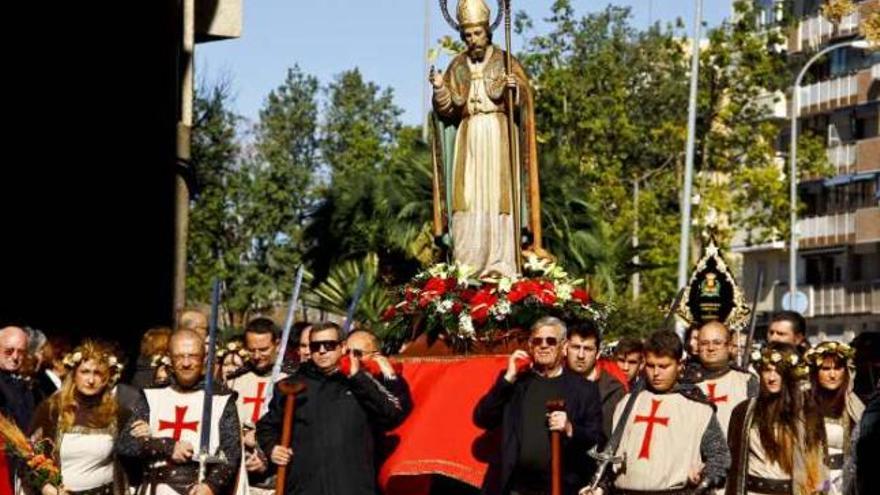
[158,405,199,441]
[706,383,728,404]
[633,399,669,459]
[243,381,267,423]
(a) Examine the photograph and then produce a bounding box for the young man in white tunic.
[226,318,291,495]
[118,330,241,495]
[583,330,730,495]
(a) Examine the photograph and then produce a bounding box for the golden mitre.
[457,0,491,27]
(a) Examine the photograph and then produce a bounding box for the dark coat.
[473,369,603,495]
[256,361,409,495]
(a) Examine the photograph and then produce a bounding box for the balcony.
[798,74,859,114]
[797,212,855,247]
[774,281,880,317]
[754,90,788,119]
[827,143,857,175]
[795,11,860,52]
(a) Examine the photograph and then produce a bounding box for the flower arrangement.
[750,346,809,379]
[382,254,604,350]
[0,414,61,490]
[804,341,855,367]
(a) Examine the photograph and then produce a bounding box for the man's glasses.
[699,339,728,348]
[1,348,26,357]
[529,337,559,347]
[309,340,341,353]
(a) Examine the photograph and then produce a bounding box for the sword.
[198,279,226,484]
[261,266,305,417]
[587,377,645,491]
[341,273,366,338]
[741,267,764,368]
[663,286,687,331]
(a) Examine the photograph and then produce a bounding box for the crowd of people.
[0,309,877,495]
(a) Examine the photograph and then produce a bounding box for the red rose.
[404,287,417,303]
[459,288,477,303]
[451,302,464,315]
[536,282,556,305]
[572,288,591,305]
[420,277,453,307]
[470,289,498,324]
[381,304,397,321]
[507,280,535,304]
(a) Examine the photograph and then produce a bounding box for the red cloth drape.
[379,355,508,494]
[0,440,12,495]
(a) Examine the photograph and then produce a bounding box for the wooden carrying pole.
[275,381,306,495]
[546,399,566,495]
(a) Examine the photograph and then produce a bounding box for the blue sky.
[199,1,734,126]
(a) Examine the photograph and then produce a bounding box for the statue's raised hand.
[429,65,444,89]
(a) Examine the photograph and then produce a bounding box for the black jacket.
[473,369,603,495]
[256,361,409,495]
[0,370,35,430]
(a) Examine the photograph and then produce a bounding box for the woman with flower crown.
[726,342,828,495]
[805,342,864,495]
[27,340,150,495]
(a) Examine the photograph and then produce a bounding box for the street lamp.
[788,39,870,307]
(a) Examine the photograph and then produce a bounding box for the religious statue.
[429,0,548,279]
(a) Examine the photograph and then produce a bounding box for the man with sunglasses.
[257,322,408,495]
[0,326,35,430]
[475,316,603,495]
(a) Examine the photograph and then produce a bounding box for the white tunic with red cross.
[612,390,714,491]
[228,370,287,428]
[696,369,751,438]
[143,388,232,495]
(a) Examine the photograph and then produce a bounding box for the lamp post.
[788,39,870,305]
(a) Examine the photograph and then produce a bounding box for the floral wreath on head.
[62,343,125,385]
[216,340,250,363]
[150,353,172,369]
[750,345,809,379]
[804,341,855,368]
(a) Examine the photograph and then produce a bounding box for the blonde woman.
[29,341,149,495]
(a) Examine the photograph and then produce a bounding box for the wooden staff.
[546,399,566,495]
[275,381,306,495]
[503,0,522,272]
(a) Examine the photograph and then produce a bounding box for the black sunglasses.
[529,336,560,347]
[309,340,341,353]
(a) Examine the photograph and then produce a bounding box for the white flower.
[458,313,475,339]
[428,263,449,277]
[750,350,762,362]
[788,354,799,365]
[524,253,550,273]
[72,352,83,362]
[547,264,568,281]
[455,264,476,285]
[108,355,118,366]
[556,283,573,302]
[491,300,512,320]
[498,277,514,293]
[770,352,782,363]
[435,299,454,314]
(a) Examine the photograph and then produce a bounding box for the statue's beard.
[468,45,487,62]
